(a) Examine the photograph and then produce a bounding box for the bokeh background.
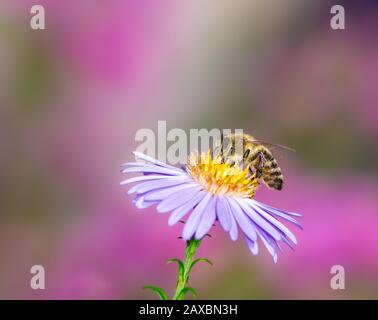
[0,0,377,299]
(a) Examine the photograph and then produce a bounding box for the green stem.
[172,238,202,300]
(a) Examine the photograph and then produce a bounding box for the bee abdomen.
[263,175,283,190]
[262,159,283,191]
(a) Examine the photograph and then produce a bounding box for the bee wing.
[249,139,296,153]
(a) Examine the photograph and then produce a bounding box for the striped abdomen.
[246,145,284,191]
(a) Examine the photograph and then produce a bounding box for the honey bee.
[214,133,294,191]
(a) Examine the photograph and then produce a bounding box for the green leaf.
[189,258,213,273]
[143,285,169,300]
[167,258,185,280]
[177,287,197,300]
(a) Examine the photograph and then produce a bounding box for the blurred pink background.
[0,0,377,299]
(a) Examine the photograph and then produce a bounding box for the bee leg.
[221,140,233,163]
[226,159,235,167]
[255,168,263,179]
[248,166,257,179]
[219,132,224,163]
[254,153,265,179]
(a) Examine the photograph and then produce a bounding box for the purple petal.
[133,152,184,172]
[120,175,172,186]
[249,201,298,245]
[168,191,206,226]
[246,237,259,255]
[157,186,202,213]
[127,176,190,194]
[235,198,281,241]
[281,236,295,251]
[253,200,302,229]
[255,226,279,263]
[228,209,239,241]
[121,161,184,174]
[195,196,216,239]
[182,193,212,240]
[122,164,185,176]
[253,199,302,217]
[215,196,232,232]
[227,198,257,241]
[121,162,149,167]
[133,196,158,209]
[144,183,198,201]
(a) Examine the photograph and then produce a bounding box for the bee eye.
[243,149,250,158]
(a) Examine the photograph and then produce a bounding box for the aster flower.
[122,151,301,260]
[121,150,302,299]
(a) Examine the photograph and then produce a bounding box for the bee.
[214,133,294,191]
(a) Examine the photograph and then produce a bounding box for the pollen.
[186,151,259,198]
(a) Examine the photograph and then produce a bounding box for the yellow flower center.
[186,151,259,198]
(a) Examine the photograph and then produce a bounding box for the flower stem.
[172,238,202,300]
